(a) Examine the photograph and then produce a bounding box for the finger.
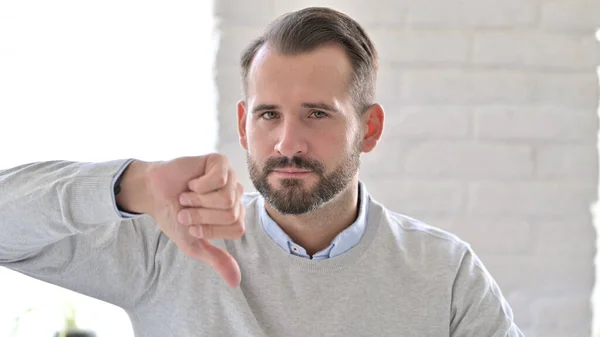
[178,186,242,226]
[188,155,229,194]
[178,203,241,226]
[189,209,245,240]
[197,239,242,288]
[180,170,238,209]
[188,222,245,240]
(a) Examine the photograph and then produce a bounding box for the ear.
[360,103,384,153]
[237,100,248,150]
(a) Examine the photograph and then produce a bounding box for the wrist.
[115,160,152,214]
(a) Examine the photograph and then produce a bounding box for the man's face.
[238,44,364,215]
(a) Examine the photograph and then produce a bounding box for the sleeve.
[111,158,143,218]
[0,159,164,310]
[450,245,524,337]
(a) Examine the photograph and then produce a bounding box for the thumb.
[195,239,241,287]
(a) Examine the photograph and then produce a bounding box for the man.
[0,7,523,337]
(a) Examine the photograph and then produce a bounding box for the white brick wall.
[215,1,600,336]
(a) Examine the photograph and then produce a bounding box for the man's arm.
[0,159,160,309]
[0,154,246,305]
[450,245,524,337]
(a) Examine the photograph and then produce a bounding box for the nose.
[274,119,308,157]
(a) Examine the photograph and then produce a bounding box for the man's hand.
[117,154,245,287]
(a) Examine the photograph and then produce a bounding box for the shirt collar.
[258,182,370,259]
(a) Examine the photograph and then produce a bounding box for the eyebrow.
[252,104,278,114]
[251,102,340,114]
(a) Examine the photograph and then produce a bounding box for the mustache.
[263,156,325,175]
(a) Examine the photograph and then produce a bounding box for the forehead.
[246,44,353,105]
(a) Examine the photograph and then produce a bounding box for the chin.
[269,175,316,188]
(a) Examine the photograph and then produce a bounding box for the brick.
[468,182,596,216]
[216,66,243,102]
[374,63,402,104]
[369,29,470,64]
[530,295,592,335]
[532,218,596,256]
[402,70,599,108]
[451,218,532,254]
[216,66,244,140]
[218,101,242,143]
[404,141,533,179]
[216,26,264,67]
[216,69,243,141]
[505,289,536,331]
[361,178,466,216]
[541,1,600,32]
[273,0,408,26]
[473,106,598,141]
[472,32,600,70]
[215,0,274,25]
[360,141,414,176]
[535,144,598,181]
[401,70,536,105]
[534,72,599,109]
[507,289,592,336]
[407,0,537,28]
[384,106,470,139]
[480,255,594,292]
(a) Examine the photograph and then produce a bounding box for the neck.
[264,178,360,256]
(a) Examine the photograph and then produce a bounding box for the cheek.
[246,124,273,154]
[336,122,360,148]
[311,126,353,159]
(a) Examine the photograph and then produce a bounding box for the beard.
[247,142,361,215]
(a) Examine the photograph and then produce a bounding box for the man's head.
[237,7,384,215]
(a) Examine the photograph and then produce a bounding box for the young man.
[0,7,523,337]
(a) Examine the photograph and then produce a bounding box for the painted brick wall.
[215,1,600,336]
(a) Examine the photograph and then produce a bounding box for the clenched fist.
[117,154,245,287]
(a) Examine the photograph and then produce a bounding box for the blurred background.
[1,0,599,336]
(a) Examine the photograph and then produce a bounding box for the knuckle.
[189,180,201,192]
[232,223,245,238]
[210,153,229,166]
[220,192,235,208]
[218,153,229,166]
[224,210,236,224]
[213,173,227,187]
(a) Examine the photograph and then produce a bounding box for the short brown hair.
[240,7,379,114]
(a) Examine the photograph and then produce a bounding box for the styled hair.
[240,7,379,114]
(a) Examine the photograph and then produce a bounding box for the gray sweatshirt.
[0,160,523,336]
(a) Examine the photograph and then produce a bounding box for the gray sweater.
[0,160,523,336]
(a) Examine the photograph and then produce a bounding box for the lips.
[270,167,314,177]
[272,168,312,174]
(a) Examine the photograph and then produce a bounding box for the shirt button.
[291,245,300,253]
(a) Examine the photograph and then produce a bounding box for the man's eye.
[261,111,278,120]
[311,110,328,118]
